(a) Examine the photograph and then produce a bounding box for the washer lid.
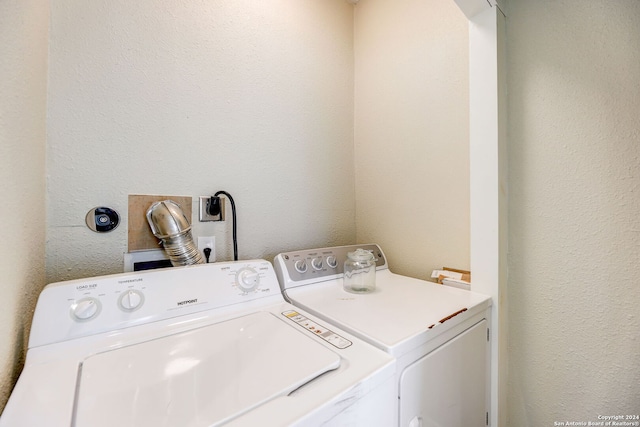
[74,311,340,427]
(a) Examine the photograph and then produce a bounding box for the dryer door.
[74,311,340,427]
[399,320,488,427]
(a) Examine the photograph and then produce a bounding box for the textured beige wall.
[0,0,49,411]
[46,0,356,282]
[507,0,640,423]
[354,0,470,280]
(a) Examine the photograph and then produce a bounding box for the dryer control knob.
[311,257,323,271]
[326,255,338,269]
[236,267,260,292]
[119,289,144,312]
[294,260,308,274]
[71,298,101,321]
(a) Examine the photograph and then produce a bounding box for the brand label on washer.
[177,298,198,306]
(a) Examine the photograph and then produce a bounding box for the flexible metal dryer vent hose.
[146,200,204,267]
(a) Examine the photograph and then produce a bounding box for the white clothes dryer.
[274,244,493,427]
[1,260,396,427]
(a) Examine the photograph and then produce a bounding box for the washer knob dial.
[236,268,260,292]
[311,257,324,271]
[119,289,144,311]
[71,297,101,321]
[294,259,308,274]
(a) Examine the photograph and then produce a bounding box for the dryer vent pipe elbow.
[146,200,204,266]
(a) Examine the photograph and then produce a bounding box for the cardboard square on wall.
[128,195,193,252]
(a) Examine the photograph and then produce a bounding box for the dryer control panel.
[274,244,388,290]
[29,260,281,347]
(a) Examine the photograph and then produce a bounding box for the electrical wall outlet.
[197,236,216,263]
[199,196,225,222]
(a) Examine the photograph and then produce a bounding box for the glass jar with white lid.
[343,248,376,293]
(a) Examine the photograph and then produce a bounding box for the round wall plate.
[86,207,120,233]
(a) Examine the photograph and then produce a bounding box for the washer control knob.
[119,289,144,312]
[326,255,338,269]
[236,267,260,292]
[311,257,323,271]
[294,260,308,274]
[71,298,101,321]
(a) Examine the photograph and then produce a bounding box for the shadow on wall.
[1,323,26,412]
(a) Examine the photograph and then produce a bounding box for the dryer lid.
[286,270,491,356]
[74,311,340,427]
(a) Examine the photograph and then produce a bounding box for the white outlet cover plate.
[198,236,216,263]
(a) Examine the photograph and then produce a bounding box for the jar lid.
[347,248,375,262]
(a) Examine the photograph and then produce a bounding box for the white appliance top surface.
[286,269,491,356]
[75,311,340,427]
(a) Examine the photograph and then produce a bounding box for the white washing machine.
[274,244,493,427]
[0,260,396,427]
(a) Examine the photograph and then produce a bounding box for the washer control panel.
[282,310,352,349]
[29,260,278,347]
[274,244,387,288]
